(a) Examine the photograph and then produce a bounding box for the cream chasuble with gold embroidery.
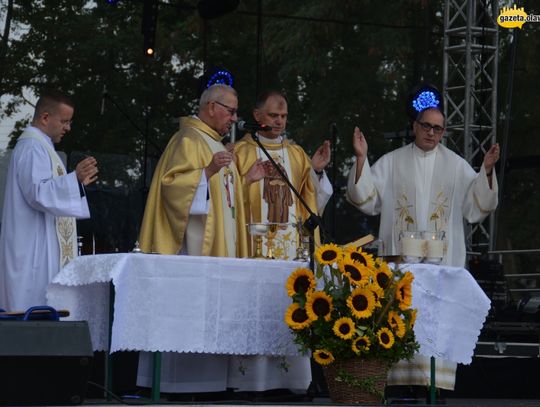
[347,142,498,268]
[346,142,498,389]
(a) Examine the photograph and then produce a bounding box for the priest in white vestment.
[346,107,500,390]
[0,90,98,311]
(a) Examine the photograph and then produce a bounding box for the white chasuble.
[0,126,90,311]
[19,131,78,267]
[347,143,498,268]
[346,142,498,389]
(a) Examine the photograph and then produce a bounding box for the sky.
[0,96,34,151]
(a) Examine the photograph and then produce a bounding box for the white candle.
[426,239,444,259]
[402,237,425,258]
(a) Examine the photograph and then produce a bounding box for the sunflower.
[395,271,414,310]
[332,317,355,340]
[284,303,313,330]
[367,283,384,307]
[352,335,371,354]
[338,258,372,286]
[315,243,342,265]
[409,308,418,328]
[343,246,375,268]
[306,291,333,322]
[377,327,395,349]
[388,310,407,338]
[346,287,376,319]
[285,267,317,297]
[313,349,335,365]
[373,259,393,290]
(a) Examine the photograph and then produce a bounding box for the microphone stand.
[330,123,338,241]
[251,133,334,266]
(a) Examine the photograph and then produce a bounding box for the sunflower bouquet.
[284,243,419,367]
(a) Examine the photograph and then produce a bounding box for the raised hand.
[352,126,368,161]
[483,143,500,173]
[246,158,266,184]
[311,140,331,172]
[352,127,368,182]
[205,151,233,179]
[75,156,98,186]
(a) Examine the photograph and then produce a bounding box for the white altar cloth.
[47,253,305,356]
[46,254,489,366]
[405,263,491,365]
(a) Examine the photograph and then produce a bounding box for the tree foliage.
[0,0,538,255]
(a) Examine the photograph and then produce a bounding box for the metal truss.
[443,0,499,255]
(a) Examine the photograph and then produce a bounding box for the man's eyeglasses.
[213,101,238,117]
[60,119,73,127]
[417,121,444,135]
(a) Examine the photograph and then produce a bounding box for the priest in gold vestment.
[137,84,265,393]
[234,90,333,261]
[229,90,333,394]
[138,84,262,258]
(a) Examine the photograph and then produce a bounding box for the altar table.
[47,253,305,357]
[46,254,490,401]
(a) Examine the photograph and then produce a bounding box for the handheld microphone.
[229,123,237,144]
[237,120,273,132]
[100,85,107,115]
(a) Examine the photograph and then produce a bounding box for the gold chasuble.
[235,134,318,259]
[139,117,248,257]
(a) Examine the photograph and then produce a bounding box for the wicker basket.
[323,358,391,404]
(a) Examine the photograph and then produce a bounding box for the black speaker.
[0,320,93,405]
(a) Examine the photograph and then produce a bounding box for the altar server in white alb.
[0,90,98,311]
[346,105,500,390]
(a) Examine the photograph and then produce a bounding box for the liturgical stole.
[19,132,78,270]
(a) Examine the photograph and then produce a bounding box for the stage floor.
[65,398,540,407]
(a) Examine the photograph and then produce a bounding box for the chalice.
[265,223,280,259]
[247,223,269,259]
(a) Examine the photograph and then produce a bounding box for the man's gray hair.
[199,84,237,111]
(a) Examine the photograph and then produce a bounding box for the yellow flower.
[306,291,333,322]
[284,303,313,330]
[315,243,342,265]
[313,349,335,365]
[343,246,375,268]
[388,310,407,338]
[377,327,395,349]
[409,308,417,328]
[352,335,371,354]
[346,287,376,319]
[338,258,372,286]
[332,317,355,340]
[395,271,414,311]
[285,267,317,297]
[373,259,393,290]
[367,283,384,307]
